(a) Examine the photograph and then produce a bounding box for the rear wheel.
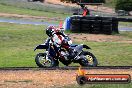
[35,53,58,68]
[79,51,98,67]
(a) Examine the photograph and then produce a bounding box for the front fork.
[45,51,51,62]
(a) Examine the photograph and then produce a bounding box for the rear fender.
[83,45,91,49]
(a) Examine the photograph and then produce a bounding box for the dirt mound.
[68,33,132,43]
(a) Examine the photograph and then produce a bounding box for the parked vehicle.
[116,10,129,16]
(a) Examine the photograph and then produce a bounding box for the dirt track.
[0,69,131,88]
[68,33,132,43]
[0,12,62,21]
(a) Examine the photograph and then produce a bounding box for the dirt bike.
[34,38,98,67]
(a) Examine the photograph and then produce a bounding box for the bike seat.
[70,44,78,47]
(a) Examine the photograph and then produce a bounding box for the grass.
[88,42,132,66]
[0,4,69,18]
[0,1,131,88]
[0,0,71,18]
[63,83,132,88]
[104,0,117,8]
[119,22,132,27]
[0,22,132,67]
[0,0,117,17]
[0,22,46,67]
[0,0,131,67]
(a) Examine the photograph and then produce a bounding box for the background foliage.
[115,0,132,11]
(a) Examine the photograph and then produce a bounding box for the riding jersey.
[50,33,65,47]
[49,32,72,48]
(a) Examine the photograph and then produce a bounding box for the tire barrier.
[117,17,132,22]
[70,16,119,34]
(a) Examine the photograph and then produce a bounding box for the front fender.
[34,44,48,51]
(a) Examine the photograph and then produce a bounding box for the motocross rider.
[45,26,74,66]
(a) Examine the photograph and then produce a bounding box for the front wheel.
[79,51,98,67]
[35,53,58,68]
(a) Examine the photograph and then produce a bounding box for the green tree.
[115,0,132,11]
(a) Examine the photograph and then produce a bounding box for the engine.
[60,50,69,61]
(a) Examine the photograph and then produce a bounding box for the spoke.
[39,56,51,67]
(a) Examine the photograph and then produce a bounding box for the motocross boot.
[54,60,59,67]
